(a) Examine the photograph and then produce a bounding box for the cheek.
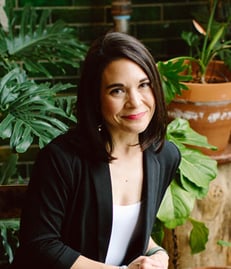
[101,99,120,119]
[145,91,155,107]
[148,94,156,116]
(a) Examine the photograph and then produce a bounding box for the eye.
[109,87,125,96]
[139,81,151,89]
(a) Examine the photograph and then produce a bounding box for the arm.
[125,237,169,269]
[70,238,168,269]
[146,236,161,250]
[146,236,169,256]
[70,256,118,269]
[15,143,81,268]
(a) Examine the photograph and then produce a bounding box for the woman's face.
[100,58,155,138]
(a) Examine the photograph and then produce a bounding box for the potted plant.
[154,1,231,268]
[163,0,231,156]
[147,25,219,260]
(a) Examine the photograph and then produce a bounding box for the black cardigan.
[11,133,181,269]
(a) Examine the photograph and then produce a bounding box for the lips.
[122,111,146,120]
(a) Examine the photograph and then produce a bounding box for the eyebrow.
[105,77,149,90]
[105,83,123,90]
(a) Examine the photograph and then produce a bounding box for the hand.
[128,251,169,269]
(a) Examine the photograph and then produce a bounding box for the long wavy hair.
[74,31,167,162]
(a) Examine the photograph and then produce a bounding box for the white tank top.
[105,201,142,265]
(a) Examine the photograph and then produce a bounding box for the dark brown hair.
[74,32,167,162]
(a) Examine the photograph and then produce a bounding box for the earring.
[98,124,102,132]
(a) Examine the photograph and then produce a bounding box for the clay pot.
[168,61,231,156]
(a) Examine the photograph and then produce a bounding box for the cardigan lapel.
[90,146,161,264]
[124,147,161,263]
[90,161,113,262]
[143,147,161,241]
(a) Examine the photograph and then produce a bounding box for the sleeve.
[11,143,80,269]
[164,140,181,184]
[157,140,181,207]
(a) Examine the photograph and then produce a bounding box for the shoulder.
[159,140,181,160]
[42,128,80,155]
[147,140,181,168]
[31,130,87,189]
[35,129,84,169]
[146,141,181,190]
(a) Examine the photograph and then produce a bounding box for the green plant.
[154,28,218,253]
[0,1,87,77]
[157,58,193,104]
[0,1,87,185]
[0,68,77,184]
[155,11,219,252]
[217,240,231,247]
[181,0,231,83]
[0,2,87,265]
[158,0,231,104]
[0,219,19,265]
[0,0,218,263]
[154,118,217,254]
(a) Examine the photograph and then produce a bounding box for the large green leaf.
[157,180,195,229]
[0,68,76,153]
[189,218,209,254]
[0,113,14,139]
[10,120,33,153]
[167,118,217,198]
[179,148,217,198]
[167,118,217,150]
[157,58,192,104]
[1,2,88,76]
[159,117,218,253]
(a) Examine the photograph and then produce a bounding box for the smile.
[122,111,146,120]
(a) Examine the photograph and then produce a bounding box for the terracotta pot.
[168,61,231,156]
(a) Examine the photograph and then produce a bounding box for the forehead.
[101,58,147,81]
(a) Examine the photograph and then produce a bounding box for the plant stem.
[201,0,218,69]
[172,229,179,269]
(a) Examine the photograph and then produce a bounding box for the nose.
[126,89,142,107]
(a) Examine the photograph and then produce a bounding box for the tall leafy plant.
[0,1,88,184]
[0,1,87,76]
[0,68,77,184]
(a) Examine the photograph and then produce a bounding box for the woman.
[11,32,181,269]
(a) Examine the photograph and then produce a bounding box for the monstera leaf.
[0,68,76,153]
[0,1,87,76]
